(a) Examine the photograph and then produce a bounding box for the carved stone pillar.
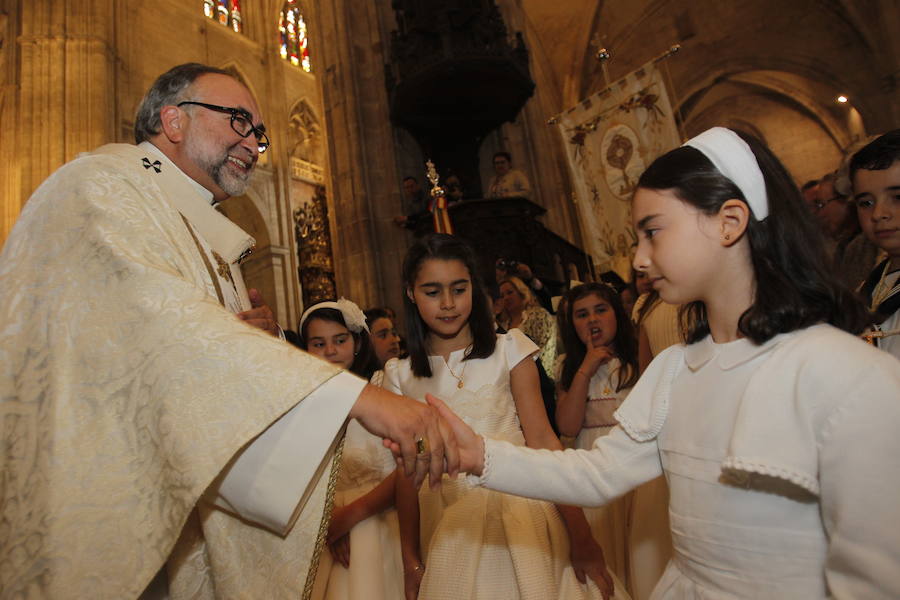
[312,0,409,312]
[0,7,16,242]
[2,0,115,243]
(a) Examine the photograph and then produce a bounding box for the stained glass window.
[279,1,311,73]
[203,0,242,34]
[230,0,242,33]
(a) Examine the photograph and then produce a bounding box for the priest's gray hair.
[134,63,232,144]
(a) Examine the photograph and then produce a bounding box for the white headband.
[684,127,769,220]
[299,298,369,334]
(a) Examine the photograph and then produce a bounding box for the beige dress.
[561,357,634,589]
[384,331,628,600]
[314,371,403,600]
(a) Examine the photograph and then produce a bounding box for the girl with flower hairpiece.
[425,128,900,598]
[302,299,403,600]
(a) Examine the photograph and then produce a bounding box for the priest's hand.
[351,385,459,488]
[237,288,280,336]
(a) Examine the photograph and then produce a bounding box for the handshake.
[349,384,485,486]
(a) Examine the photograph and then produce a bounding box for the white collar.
[136,142,253,263]
[683,331,787,371]
[139,141,216,205]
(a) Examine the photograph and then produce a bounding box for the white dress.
[383,330,628,600]
[475,325,900,599]
[314,372,404,600]
[559,357,633,586]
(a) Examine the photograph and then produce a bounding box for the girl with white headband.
[301,299,405,600]
[423,128,900,598]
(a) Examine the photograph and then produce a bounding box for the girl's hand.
[329,533,351,568]
[582,342,615,376]
[403,562,424,600]
[353,385,459,487]
[569,532,614,600]
[425,394,485,476]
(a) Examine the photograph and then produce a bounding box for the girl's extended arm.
[510,357,613,596]
[395,467,424,599]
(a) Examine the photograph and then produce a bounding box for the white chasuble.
[0,143,359,599]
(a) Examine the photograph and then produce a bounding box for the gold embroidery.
[212,251,233,283]
[181,214,225,307]
[302,424,348,600]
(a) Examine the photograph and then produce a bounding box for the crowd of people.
[2,62,898,600]
[309,127,900,600]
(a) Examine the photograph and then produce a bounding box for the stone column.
[14,0,115,222]
[0,6,16,242]
[312,0,409,313]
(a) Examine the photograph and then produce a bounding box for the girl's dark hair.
[637,130,870,343]
[559,283,639,392]
[364,307,392,328]
[635,289,661,327]
[402,234,497,378]
[299,307,380,379]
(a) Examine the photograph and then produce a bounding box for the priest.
[0,63,456,599]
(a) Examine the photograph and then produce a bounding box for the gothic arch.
[218,62,259,102]
[219,191,271,249]
[287,98,323,164]
[218,192,277,307]
[677,68,854,150]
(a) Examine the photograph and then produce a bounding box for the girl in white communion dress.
[427,128,900,599]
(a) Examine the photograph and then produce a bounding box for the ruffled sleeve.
[501,328,539,371]
[613,344,684,442]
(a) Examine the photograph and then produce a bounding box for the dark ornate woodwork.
[294,185,337,306]
[386,0,535,197]
[444,198,593,294]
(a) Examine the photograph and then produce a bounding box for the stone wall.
[0,0,325,328]
[2,0,897,322]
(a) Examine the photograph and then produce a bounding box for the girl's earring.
[724,234,731,241]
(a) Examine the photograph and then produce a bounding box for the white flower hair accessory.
[299,298,370,333]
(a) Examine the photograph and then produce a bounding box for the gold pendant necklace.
[445,347,471,389]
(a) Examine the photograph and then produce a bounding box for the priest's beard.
[185,137,255,197]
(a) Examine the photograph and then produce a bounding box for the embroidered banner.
[556,61,681,280]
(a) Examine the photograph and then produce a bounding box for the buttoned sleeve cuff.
[211,371,367,535]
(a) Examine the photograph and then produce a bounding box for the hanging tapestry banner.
[556,61,681,280]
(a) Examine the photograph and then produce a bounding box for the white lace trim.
[467,436,494,487]
[721,457,820,496]
[614,348,682,442]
